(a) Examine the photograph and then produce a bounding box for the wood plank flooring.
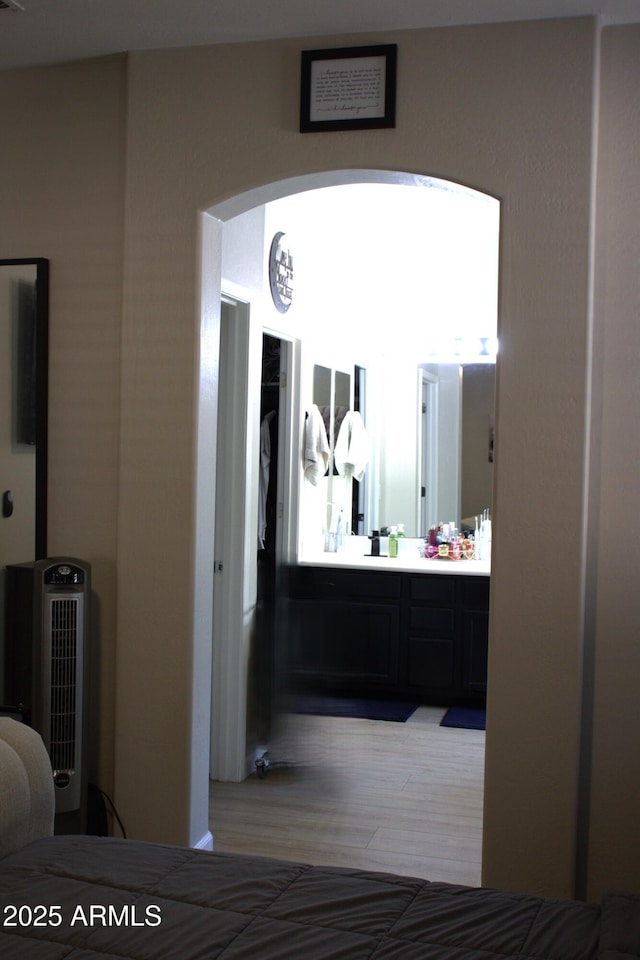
[209,705,485,886]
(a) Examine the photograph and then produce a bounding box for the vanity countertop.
[299,539,491,576]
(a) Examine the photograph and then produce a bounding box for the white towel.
[334,410,370,482]
[304,404,330,486]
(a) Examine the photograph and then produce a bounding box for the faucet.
[368,530,380,556]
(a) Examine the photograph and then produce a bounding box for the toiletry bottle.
[388,526,398,558]
[396,523,405,557]
[426,527,439,559]
[478,510,490,560]
[482,510,492,559]
[475,515,483,559]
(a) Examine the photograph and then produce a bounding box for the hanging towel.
[304,404,330,486]
[334,410,370,482]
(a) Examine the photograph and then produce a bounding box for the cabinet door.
[407,636,454,690]
[405,576,456,693]
[287,599,399,690]
[461,608,489,692]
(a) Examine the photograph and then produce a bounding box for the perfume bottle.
[388,526,398,558]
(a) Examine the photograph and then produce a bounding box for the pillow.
[0,718,54,858]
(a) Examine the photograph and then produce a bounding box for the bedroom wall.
[0,56,126,795]
[1,16,637,900]
[588,23,640,901]
[119,17,595,897]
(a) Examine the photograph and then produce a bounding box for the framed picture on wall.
[300,44,397,133]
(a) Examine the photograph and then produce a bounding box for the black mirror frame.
[1,257,49,559]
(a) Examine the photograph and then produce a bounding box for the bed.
[1,718,638,960]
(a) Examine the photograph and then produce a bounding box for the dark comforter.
[0,836,638,959]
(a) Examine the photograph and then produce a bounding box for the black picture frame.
[300,44,397,133]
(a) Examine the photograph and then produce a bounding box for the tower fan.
[4,558,90,825]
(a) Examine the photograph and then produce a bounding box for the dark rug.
[440,706,486,730]
[291,695,419,723]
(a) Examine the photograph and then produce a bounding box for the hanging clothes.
[258,409,276,549]
[333,409,370,482]
[303,403,330,486]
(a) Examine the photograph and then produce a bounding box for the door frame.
[419,369,438,533]
[210,288,258,781]
[210,285,298,782]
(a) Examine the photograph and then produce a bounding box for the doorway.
[250,333,284,757]
[210,294,255,782]
[211,287,298,781]
[204,169,498,822]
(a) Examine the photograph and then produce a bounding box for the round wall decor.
[269,231,294,313]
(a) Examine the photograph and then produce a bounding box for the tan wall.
[121,18,595,893]
[588,23,640,901]
[0,57,126,791]
[2,16,638,899]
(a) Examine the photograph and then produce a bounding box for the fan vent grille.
[48,596,79,773]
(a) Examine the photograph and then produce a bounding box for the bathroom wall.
[461,364,496,522]
[221,205,266,292]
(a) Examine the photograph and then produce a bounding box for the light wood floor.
[209,706,485,886]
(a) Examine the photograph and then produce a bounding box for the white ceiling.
[0,0,639,72]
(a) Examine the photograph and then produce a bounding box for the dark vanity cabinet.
[459,577,491,694]
[284,567,401,689]
[284,565,489,706]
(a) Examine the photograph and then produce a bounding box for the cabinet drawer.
[291,566,401,601]
[409,575,455,606]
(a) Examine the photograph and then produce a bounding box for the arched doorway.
[201,169,499,877]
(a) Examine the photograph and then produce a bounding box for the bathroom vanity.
[284,547,490,707]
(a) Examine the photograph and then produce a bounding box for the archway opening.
[201,169,499,883]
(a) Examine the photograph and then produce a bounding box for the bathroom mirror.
[377,361,495,538]
[311,363,353,536]
[309,359,494,543]
[0,258,49,644]
[312,364,352,473]
[360,360,495,539]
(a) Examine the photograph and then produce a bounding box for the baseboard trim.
[192,830,214,852]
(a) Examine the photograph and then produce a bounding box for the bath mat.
[291,695,419,723]
[440,706,486,730]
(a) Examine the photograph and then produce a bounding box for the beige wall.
[588,23,640,901]
[121,17,595,895]
[0,16,637,899]
[0,57,126,791]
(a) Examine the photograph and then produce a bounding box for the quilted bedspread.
[0,836,638,959]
